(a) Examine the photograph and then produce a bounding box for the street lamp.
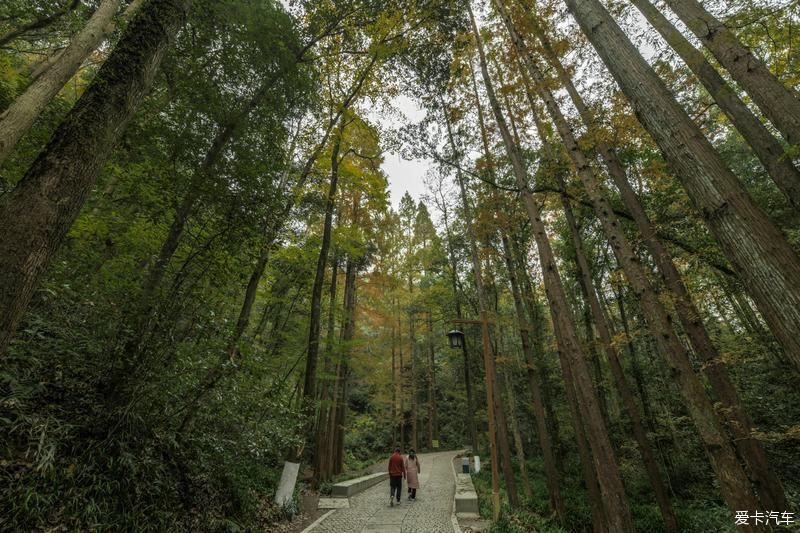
[446,329,465,349]
[447,316,501,521]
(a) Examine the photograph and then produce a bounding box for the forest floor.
[297,450,461,533]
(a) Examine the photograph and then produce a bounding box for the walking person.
[404,449,421,501]
[388,446,405,507]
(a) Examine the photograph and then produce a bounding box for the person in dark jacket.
[388,446,405,507]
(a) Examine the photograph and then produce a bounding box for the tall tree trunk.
[533,17,786,506]
[502,360,532,499]
[503,1,761,514]
[537,0,787,509]
[563,351,609,533]
[450,74,503,520]
[628,0,800,209]
[302,117,345,405]
[439,115,480,455]
[427,311,438,448]
[391,317,397,446]
[463,60,523,509]
[0,0,192,356]
[398,315,405,447]
[514,238,563,471]
[559,194,679,531]
[469,5,635,529]
[489,315,520,508]
[0,0,123,163]
[562,0,800,376]
[500,230,565,520]
[333,256,357,474]
[664,0,800,146]
[313,251,339,484]
[409,289,418,451]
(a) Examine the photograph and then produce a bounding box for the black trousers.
[408,487,417,498]
[390,475,403,501]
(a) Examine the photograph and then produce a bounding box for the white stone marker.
[473,455,480,473]
[275,461,300,507]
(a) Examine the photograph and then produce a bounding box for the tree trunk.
[500,230,565,520]
[399,315,405,447]
[391,317,397,446]
[409,287,418,451]
[628,0,800,209]
[0,0,123,163]
[664,0,800,146]
[427,311,438,448]
[302,116,345,405]
[491,323,520,507]
[514,237,563,471]
[451,63,503,518]
[563,0,800,376]
[0,0,192,356]
[558,192,678,531]
[502,357,532,499]
[464,54,523,509]
[313,251,339,484]
[440,112,480,455]
[534,15,786,507]
[333,256,357,474]
[505,2,761,513]
[470,4,635,529]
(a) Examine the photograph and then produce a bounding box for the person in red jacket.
[388,446,405,507]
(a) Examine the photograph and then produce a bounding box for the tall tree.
[561,0,800,376]
[523,9,788,510]
[627,0,800,209]
[663,0,800,146]
[468,3,635,529]
[0,0,192,356]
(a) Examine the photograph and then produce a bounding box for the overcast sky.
[369,94,433,211]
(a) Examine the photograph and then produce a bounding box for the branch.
[0,0,80,48]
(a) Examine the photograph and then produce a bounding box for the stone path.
[305,450,460,533]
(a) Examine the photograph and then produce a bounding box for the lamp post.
[447,315,501,521]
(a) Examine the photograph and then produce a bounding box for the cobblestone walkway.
[307,450,459,533]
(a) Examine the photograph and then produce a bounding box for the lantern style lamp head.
[446,329,465,349]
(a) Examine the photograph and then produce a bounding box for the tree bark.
[558,193,678,531]
[502,365,531,499]
[503,1,761,514]
[0,0,123,163]
[302,116,345,404]
[333,255,357,474]
[427,311,438,448]
[664,0,800,147]
[564,0,800,380]
[471,4,635,529]
[0,0,192,356]
[313,251,339,484]
[629,0,800,209]
[465,56,523,509]
[500,230,565,519]
[530,16,788,511]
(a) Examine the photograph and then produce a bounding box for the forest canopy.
[1,0,799,531]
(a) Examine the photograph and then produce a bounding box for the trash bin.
[462,457,470,474]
